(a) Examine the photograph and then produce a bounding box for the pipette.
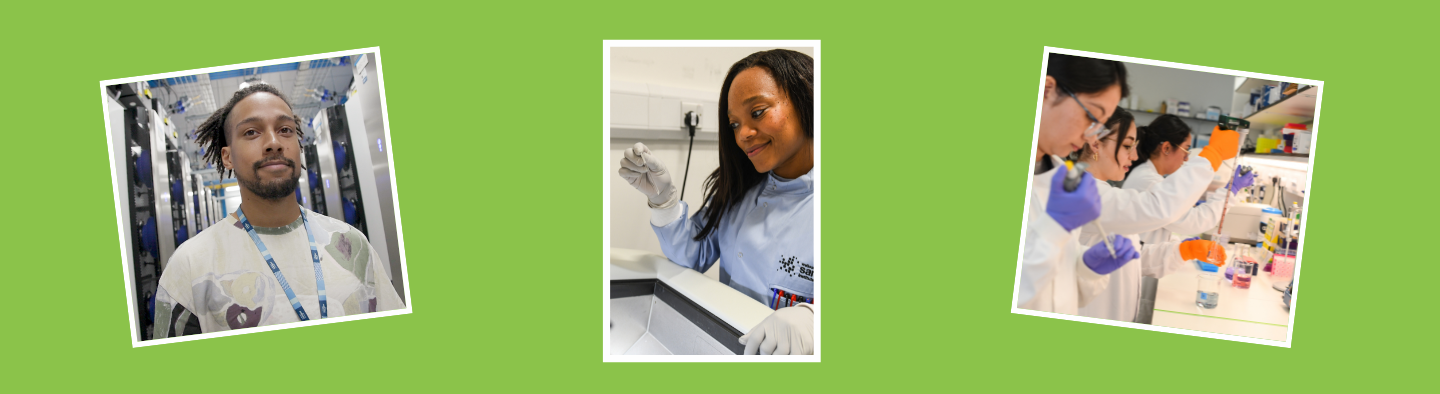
[1093,219,1118,258]
[1062,159,1116,258]
[1207,121,1251,264]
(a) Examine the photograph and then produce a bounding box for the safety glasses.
[1102,136,1140,157]
[1061,85,1110,140]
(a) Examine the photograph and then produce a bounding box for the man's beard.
[238,156,300,201]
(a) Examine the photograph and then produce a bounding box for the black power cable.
[680,111,699,201]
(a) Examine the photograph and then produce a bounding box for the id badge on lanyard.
[237,207,327,321]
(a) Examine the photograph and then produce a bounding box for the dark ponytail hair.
[1069,107,1135,166]
[695,49,814,241]
[1047,53,1130,99]
[1130,114,1192,175]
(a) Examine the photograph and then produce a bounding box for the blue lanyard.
[236,207,327,321]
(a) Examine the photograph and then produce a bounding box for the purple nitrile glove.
[1230,166,1256,194]
[1083,235,1140,275]
[1046,165,1102,232]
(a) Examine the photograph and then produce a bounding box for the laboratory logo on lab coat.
[777,255,813,282]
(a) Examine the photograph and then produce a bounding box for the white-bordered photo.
[604,40,820,361]
[102,47,411,347]
[1011,47,1319,347]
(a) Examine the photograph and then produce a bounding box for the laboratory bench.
[1150,260,1292,342]
[609,248,773,355]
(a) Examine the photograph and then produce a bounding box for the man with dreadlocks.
[153,84,403,338]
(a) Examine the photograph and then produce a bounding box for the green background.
[1,1,1429,390]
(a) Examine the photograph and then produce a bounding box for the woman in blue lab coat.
[618,49,815,355]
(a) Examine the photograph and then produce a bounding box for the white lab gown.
[1017,156,1108,315]
[1130,158,1239,283]
[1074,157,1217,322]
[1127,160,1235,247]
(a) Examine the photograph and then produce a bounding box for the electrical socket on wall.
[682,102,703,131]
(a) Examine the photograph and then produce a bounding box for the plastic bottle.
[1258,241,1272,272]
[1284,225,1296,266]
[1284,204,1301,274]
[1284,123,1310,154]
[1285,231,1299,273]
[1196,263,1220,309]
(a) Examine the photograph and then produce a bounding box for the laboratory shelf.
[1243,152,1309,158]
[1243,86,1318,126]
[1131,110,1222,137]
[1235,77,1281,94]
[1131,110,1219,122]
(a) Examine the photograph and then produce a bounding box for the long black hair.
[195,83,302,179]
[1132,114,1192,173]
[1070,106,1135,166]
[694,49,814,241]
[1047,53,1129,99]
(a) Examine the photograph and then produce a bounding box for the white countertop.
[1151,262,1291,342]
[610,248,773,335]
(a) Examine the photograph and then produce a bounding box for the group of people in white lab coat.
[1018,53,1255,323]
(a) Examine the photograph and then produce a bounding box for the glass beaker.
[1196,265,1220,309]
[1233,260,1253,289]
[1222,243,1238,280]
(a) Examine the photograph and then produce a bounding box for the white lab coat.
[1131,158,1239,284]
[1017,156,1109,315]
[1074,158,1217,322]
[1127,160,1235,246]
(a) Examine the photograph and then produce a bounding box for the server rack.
[324,105,368,234]
[121,96,160,341]
[303,143,328,215]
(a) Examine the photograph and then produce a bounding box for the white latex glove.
[618,142,677,208]
[739,305,814,355]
